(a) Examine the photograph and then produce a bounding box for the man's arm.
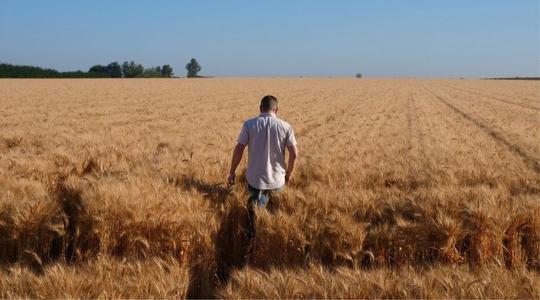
[227,143,246,185]
[285,144,298,184]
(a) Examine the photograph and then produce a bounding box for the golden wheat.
[0,78,538,298]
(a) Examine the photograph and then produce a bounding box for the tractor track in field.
[459,83,538,103]
[438,83,540,112]
[406,92,434,182]
[419,82,540,174]
[435,84,540,124]
[404,92,431,188]
[406,93,428,159]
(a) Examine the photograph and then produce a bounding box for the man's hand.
[285,144,298,185]
[227,172,236,186]
[228,143,246,186]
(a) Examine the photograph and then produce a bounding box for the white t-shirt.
[237,112,297,190]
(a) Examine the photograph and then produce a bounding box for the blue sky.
[1,0,538,77]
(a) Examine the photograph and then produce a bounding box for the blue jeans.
[245,184,283,246]
[247,184,284,208]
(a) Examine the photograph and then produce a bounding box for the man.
[227,95,298,246]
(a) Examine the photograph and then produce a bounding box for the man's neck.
[260,111,276,117]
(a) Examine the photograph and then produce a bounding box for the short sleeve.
[237,122,249,145]
[286,126,297,146]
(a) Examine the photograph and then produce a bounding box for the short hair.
[260,95,278,111]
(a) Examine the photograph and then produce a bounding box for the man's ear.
[274,107,279,114]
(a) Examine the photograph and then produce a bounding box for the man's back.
[227,95,298,268]
[238,112,296,189]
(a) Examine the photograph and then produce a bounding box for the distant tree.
[185,58,201,78]
[89,65,108,74]
[356,73,362,78]
[132,63,144,77]
[161,64,173,78]
[122,61,144,78]
[121,61,129,78]
[89,62,122,78]
[106,62,122,78]
[143,66,162,78]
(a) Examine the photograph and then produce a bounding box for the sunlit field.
[0,78,539,298]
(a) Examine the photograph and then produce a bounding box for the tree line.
[0,58,203,78]
[0,64,108,78]
[88,61,173,78]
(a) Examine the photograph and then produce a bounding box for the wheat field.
[0,78,539,298]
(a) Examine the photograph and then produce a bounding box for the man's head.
[260,95,278,114]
